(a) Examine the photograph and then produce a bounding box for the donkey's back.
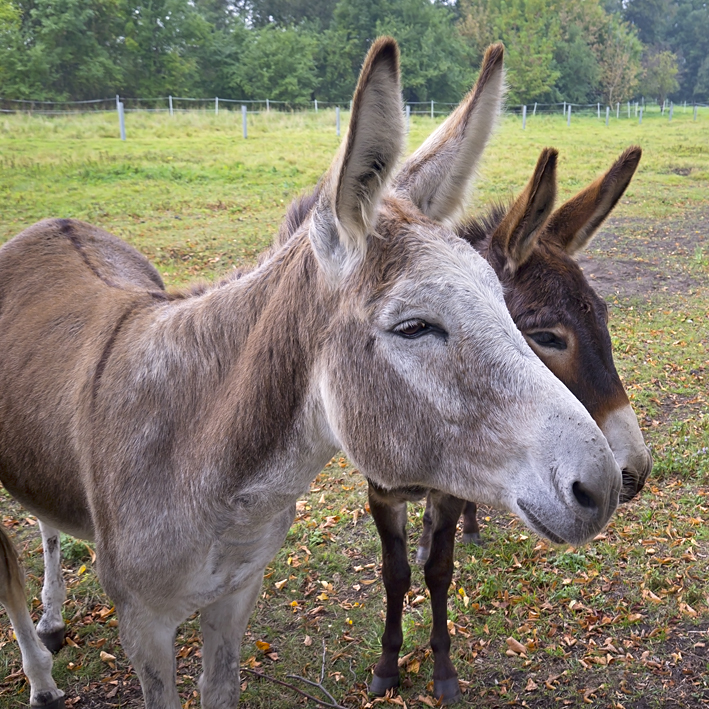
[0,218,167,538]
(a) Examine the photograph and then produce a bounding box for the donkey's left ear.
[393,43,505,223]
[310,37,404,281]
[488,148,558,275]
[544,146,642,255]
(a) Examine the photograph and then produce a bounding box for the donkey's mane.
[163,184,325,302]
[456,203,507,254]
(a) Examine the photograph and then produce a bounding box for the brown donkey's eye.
[528,331,567,350]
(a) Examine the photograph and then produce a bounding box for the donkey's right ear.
[543,146,642,255]
[488,148,558,275]
[393,43,505,224]
[309,37,404,282]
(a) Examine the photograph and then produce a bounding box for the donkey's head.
[476,147,651,503]
[296,38,621,546]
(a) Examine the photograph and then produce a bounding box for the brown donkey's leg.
[417,497,482,566]
[461,501,482,545]
[425,492,465,706]
[0,526,65,708]
[367,482,411,696]
[415,494,434,565]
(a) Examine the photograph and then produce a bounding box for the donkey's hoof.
[461,531,483,546]
[38,627,65,654]
[433,677,462,705]
[370,672,400,696]
[31,691,65,709]
[415,545,430,565]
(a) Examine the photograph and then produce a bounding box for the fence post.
[627,101,630,118]
[605,106,610,126]
[567,104,571,126]
[669,102,674,121]
[684,100,686,112]
[661,100,665,116]
[522,105,527,130]
[336,106,340,137]
[430,100,434,119]
[616,102,619,119]
[635,102,638,117]
[242,104,247,138]
[694,104,698,121]
[215,97,219,115]
[533,102,537,116]
[314,99,318,113]
[169,95,173,117]
[266,98,270,113]
[639,107,643,125]
[116,94,120,111]
[405,104,410,133]
[597,103,600,119]
[563,101,566,117]
[118,101,126,141]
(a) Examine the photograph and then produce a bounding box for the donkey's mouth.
[516,500,566,545]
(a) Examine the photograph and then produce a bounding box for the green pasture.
[0,108,708,708]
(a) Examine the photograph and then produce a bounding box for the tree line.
[0,0,706,105]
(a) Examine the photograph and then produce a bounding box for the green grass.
[0,108,708,707]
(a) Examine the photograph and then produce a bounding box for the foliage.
[0,0,705,103]
[596,13,643,104]
[641,49,680,104]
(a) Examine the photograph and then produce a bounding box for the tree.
[694,55,709,101]
[554,24,601,103]
[121,0,213,97]
[624,0,669,45]
[0,0,125,100]
[458,0,561,103]
[597,15,643,104]
[231,25,319,102]
[641,49,680,104]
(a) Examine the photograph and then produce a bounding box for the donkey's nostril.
[572,481,598,511]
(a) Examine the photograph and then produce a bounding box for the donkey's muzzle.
[619,447,653,503]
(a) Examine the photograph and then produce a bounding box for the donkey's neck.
[111,230,338,505]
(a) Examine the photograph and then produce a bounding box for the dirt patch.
[576,206,708,300]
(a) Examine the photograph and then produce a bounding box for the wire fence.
[0,94,706,138]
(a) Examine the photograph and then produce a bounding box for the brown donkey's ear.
[489,148,558,274]
[393,43,505,223]
[310,37,404,279]
[544,146,642,255]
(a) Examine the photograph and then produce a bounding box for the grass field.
[0,107,708,708]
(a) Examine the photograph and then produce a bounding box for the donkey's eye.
[528,331,567,350]
[393,319,447,340]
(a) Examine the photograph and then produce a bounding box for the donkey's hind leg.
[415,494,434,565]
[461,501,482,545]
[0,526,65,708]
[36,522,66,653]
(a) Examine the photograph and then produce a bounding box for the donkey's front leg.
[116,604,182,709]
[36,522,66,653]
[425,492,465,706]
[198,575,263,709]
[367,482,411,696]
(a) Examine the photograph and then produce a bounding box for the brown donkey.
[366,147,652,704]
[0,41,622,709]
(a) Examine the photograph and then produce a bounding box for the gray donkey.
[0,40,621,709]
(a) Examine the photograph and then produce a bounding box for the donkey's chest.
[182,503,296,607]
